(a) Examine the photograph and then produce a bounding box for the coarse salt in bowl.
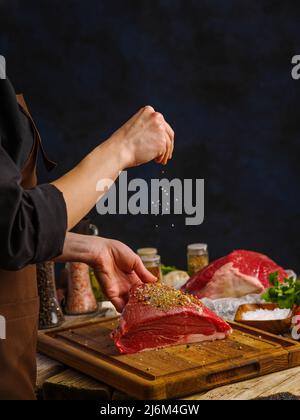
[242,308,291,321]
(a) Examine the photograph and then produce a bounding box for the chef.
[0,74,174,400]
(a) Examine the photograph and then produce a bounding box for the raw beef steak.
[182,250,287,299]
[111,283,232,354]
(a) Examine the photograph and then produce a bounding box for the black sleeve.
[0,141,67,272]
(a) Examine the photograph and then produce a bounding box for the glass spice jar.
[88,223,106,302]
[89,267,106,302]
[187,244,209,276]
[65,262,98,315]
[141,255,162,282]
[37,261,65,330]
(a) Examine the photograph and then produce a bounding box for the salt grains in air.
[242,308,291,321]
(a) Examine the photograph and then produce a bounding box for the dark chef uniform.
[0,78,67,400]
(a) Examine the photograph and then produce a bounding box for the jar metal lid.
[187,244,208,255]
[141,255,161,263]
[137,248,158,257]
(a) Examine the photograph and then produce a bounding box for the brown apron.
[0,95,55,400]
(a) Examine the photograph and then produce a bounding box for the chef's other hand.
[109,106,175,167]
[54,233,157,313]
[90,238,157,312]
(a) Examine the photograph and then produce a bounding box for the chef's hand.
[55,233,157,312]
[52,106,174,231]
[109,106,175,167]
[90,238,157,312]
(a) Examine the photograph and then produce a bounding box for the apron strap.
[16,94,57,172]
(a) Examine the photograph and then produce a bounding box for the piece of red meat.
[111,283,232,354]
[182,250,288,299]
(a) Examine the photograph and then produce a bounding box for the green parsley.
[262,272,300,309]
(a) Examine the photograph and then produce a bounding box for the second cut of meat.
[182,250,288,299]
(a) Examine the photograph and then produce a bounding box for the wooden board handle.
[206,362,260,387]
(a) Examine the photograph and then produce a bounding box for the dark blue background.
[1,0,299,272]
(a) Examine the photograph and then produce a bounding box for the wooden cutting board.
[37,318,300,400]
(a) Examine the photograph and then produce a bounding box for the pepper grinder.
[37,261,65,330]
